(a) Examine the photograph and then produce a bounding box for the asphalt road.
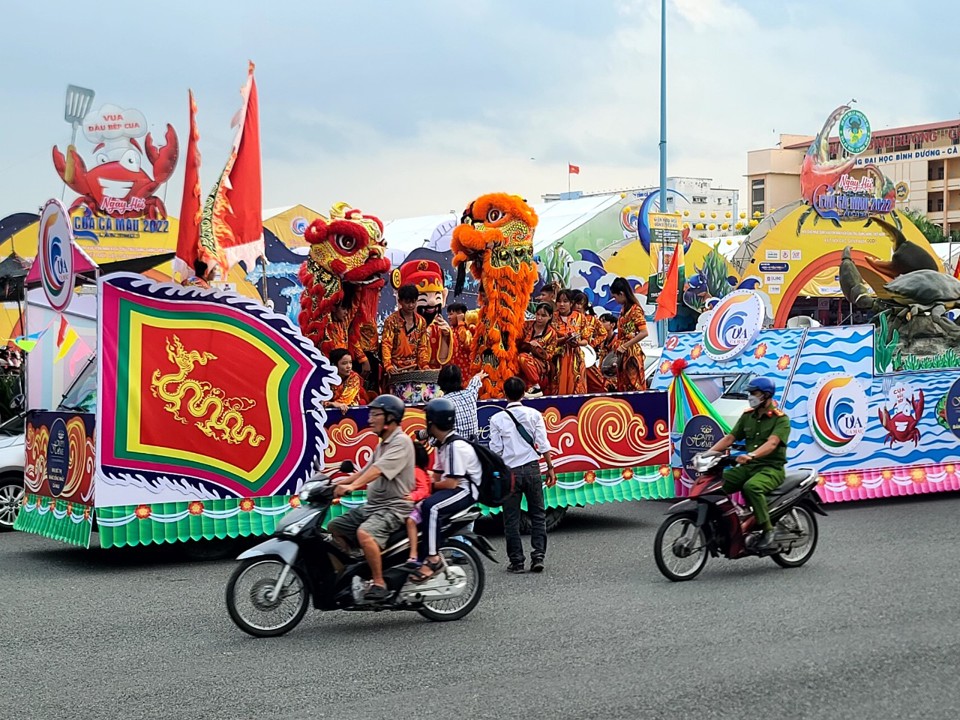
[3,494,960,720]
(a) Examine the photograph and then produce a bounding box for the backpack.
[451,437,515,508]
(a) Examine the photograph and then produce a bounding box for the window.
[751,179,765,216]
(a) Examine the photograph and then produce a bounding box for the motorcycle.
[653,452,826,581]
[225,462,497,636]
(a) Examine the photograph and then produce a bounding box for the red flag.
[568,163,580,175]
[654,241,685,322]
[200,62,264,281]
[174,90,202,280]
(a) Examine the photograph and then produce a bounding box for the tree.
[902,208,945,244]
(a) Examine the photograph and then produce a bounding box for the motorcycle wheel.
[654,512,709,582]
[418,538,485,622]
[226,557,310,637]
[771,505,819,568]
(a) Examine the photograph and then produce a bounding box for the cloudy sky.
[0,0,955,223]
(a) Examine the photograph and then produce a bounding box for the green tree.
[902,208,945,243]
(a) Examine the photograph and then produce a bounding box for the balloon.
[699,211,705,218]
[725,212,731,218]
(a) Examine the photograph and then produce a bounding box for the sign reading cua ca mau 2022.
[95,274,339,508]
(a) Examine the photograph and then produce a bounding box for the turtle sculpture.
[840,245,960,346]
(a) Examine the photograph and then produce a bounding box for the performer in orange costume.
[446,301,474,380]
[381,283,431,377]
[324,348,366,411]
[451,193,539,398]
[551,288,591,395]
[391,259,452,370]
[517,301,561,395]
[611,276,649,392]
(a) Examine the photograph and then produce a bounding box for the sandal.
[408,557,444,583]
[400,559,422,571]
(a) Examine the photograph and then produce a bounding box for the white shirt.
[488,402,553,469]
[434,432,481,499]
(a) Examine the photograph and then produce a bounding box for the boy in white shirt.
[489,376,556,573]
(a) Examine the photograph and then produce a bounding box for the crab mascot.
[392,259,453,369]
[451,193,539,398]
[297,202,391,384]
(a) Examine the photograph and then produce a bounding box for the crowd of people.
[322,275,650,410]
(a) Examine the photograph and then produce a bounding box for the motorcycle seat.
[380,507,479,556]
[769,469,815,496]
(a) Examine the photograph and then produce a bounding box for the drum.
[601,351,618,377]
[389,369,441,405]
[582,345,598,369]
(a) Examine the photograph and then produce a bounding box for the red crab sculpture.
[878,390,924,447]
[52,124,179,219]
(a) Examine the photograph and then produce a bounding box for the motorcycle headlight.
[299,480,325,503]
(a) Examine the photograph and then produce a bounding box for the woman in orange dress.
[518,301,561,395]
[611,277,649,392]
[324,349,366,412]
[551,289,591,395]
[573,291,610,394]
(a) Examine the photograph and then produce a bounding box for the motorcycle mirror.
[338,460,356,474]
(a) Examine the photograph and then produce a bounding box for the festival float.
[655,106,960,503]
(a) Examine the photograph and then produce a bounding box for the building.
[747,120,960,234]
[542,177,740,233]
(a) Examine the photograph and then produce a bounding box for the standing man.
[329,395,415,601]
[489,376,557,573]
[706,376,790,551]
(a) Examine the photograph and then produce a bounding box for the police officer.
[707,377,790,550]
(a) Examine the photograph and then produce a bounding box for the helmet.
[425,397,457,432]
[746,376,776,397]
[367,394,406,423]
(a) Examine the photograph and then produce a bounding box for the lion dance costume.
[451,193,539,398]
[297,202,391,365]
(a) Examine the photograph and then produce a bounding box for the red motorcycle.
[654,452,826,581]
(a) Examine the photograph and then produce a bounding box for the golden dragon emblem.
[150,335,265,447]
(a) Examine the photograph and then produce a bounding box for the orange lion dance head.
[451,193,538,398]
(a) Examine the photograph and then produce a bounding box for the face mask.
[748,394,763,409]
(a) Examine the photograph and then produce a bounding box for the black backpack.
[451,437,515,507]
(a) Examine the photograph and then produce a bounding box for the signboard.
[838,109,871,155]
[679,415,725,477]
[647,212,683,303]
[24,411,97,506]
[701,290,764,362]
[37,199,75,312]
[53,102,179,238]
[807,374,869,455]
[943,378,960,440]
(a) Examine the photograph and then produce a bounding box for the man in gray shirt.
[330,395,415,601]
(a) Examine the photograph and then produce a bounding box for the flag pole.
[656,0,668,346]
[567,163,571,195]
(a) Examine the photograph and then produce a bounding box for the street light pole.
[657,0,668,345]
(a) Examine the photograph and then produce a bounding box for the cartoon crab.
[878,389,924,447]
[53,124,179,219]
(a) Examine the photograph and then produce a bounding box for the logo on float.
[809,374,868,455]
[38,199,75,312]
[702,290,763,361]
[291,216,308,236]
[838,109,871,155]
[620,204,640,235]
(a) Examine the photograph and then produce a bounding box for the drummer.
[573,291,608,394]
[381,284,431,382]
[551,288,591,395]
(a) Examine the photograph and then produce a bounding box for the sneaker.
[363,582,390,601]
[530,557,545,573]
[507,563,525,574]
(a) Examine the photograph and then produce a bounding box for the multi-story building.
[747,120,960,234]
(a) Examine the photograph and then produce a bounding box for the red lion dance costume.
[451,193,539,398]
[297,202,391,363]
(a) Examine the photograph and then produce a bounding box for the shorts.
[409,503,422,525]
[326,506,407,549]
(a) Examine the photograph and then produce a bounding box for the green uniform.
[722,405,791,530]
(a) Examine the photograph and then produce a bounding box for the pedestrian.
[489,375,557,573]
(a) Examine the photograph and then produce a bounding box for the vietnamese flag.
[174,90,202,280]
[568,163,580,175]
[654,240,685,321]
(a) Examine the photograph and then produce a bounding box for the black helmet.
[367,394,406,424]
[425,397,457,432]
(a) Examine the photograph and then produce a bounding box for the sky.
[1,0,956,223]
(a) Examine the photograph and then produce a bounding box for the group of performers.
[322,262,649,410]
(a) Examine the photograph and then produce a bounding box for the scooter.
[225,463,497,636]
[653,452,826,581]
